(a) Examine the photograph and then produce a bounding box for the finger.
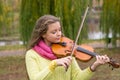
[101,55,107,60]
[63,58,71,67]
[61,62,68,69]
[101,55,111,64]
[64,56,72,64]
[96,55,106,64]
[101,55,110,62]
[98,55,107,60]
[96,55,101,60]
[104,55,110,62]
[67,56,72,60]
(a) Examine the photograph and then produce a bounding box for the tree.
[20,0,91,45]
[0,0,3,35]
[20,0,120,47]
[0,0,20,37]
[100,0,120,47]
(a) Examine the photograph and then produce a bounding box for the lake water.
[0,40,23,46]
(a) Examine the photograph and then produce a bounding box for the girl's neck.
[43,39,52,47]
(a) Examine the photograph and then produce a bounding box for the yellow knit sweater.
[25,49,94,80]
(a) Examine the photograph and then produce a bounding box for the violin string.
[71,5,89,57]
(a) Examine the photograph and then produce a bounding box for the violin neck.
[76,47,97,57]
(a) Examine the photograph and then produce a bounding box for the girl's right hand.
[55,56,72,70]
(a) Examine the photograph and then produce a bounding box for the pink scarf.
[33,40,57,60]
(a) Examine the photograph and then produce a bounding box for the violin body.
[52,37,94,61]
[52,37,120,68]
[52,37,73,57]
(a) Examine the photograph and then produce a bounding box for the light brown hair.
[27,15,60,49]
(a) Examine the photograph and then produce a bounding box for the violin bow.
[70,5,120,69]
[71,5,89,57]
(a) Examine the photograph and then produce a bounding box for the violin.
[52,37,120,69]
[52,5,119,69]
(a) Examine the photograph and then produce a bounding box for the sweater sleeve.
[71,57,94,80]
[25,50,56,80]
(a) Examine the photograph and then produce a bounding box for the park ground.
[0,41,120,80]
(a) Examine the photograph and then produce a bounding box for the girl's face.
[42,22,62,46]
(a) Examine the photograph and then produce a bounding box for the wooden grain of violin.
[52,37,120,69]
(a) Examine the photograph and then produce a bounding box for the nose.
[57,31,61,36]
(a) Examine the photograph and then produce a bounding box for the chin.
[54,40,60,43]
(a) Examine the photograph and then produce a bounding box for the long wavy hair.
[27,15,61,50]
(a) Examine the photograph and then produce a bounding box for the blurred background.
[0,0,120,80]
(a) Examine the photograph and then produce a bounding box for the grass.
[0,47,120,80]
[77,47,120,80]
[0,56,28,80]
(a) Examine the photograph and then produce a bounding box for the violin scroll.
[108,58,120,69]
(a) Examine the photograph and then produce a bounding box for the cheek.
[45,35,54,41]
[47,36,60,43]
[48,36,55,41]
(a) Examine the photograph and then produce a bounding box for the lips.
[55,37,61,41]
[56,38,60,40]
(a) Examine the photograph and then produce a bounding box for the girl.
[25,15,110,80]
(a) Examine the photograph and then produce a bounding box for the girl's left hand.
[90,55,110,71]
